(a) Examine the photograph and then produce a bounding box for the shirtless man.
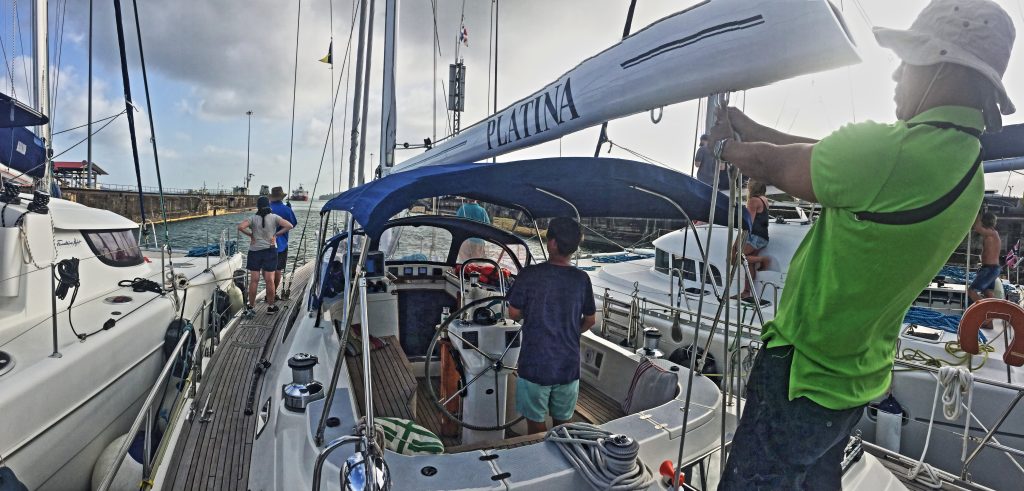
[969,211,1002,305]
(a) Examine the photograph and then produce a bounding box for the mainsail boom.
[393,0,860,173]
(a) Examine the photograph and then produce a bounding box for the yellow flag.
[319,41,333,64]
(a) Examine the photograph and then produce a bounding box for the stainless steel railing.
[96,300,208,491]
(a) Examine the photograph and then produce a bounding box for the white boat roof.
[40,195,138,230]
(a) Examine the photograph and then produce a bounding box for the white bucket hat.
[873,0,1016,129]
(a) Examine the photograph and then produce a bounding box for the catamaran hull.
[394,0,859,172]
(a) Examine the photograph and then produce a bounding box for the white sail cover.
[393,0,860,173]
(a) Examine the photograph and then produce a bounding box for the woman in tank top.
[237,196,294,315]
[738,180,770,302]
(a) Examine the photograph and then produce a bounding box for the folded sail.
[393,0,860,173]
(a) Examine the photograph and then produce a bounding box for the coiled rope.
[545,423,655,491]
[908,366,974,488]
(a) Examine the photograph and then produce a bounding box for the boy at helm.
[708,0,1015,488]
[507,218,596,434]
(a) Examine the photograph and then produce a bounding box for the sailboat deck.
[164,265,312,491]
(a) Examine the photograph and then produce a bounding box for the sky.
[8,0,1024,197]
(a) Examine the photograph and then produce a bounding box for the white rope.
[939,366,972,421]
[907,379,945,489]
[545,423,655,491]
[908,366,974,488]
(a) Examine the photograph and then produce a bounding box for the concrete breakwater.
[61,187,259,224]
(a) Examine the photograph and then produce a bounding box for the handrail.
[96,311,199,491]
[312,435,362,491]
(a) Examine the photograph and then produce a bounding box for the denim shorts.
[746,234,769,251]
[515,378,579,422]
[247,248,278,272]
[970,265,1001,292]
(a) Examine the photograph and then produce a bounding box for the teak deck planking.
[164,265,312,491]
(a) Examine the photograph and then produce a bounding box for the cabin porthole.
[421,466,438,477]
[104,295,133,304]
[0,351,13,376]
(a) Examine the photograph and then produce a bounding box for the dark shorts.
[277,248,289,271]
[970,265,1001,292]
[719,346,864,490]
[247,248,277,272]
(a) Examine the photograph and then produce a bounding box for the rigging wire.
[53,111,123,135]
[428,0,453,136]
[49,109,125,159]
[0,28,16,96]
[338,0,357,192]
[329,0,336,195]
[49,0,67,125]
[285,7,359,294]
[130,0,172,246]
[14,0,29,101]
[285,0,303,203]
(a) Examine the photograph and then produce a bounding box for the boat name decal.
[56,238,82,248]
[486,77,580,150]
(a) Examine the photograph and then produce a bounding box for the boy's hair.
[547,217,583,256]
[982,211,997,228]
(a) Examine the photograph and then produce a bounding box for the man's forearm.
[720,141,817,202]
[739,124,818,146]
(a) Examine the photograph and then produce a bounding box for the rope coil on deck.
[545,423,655,491]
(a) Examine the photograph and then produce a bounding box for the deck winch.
[283,353,324,412]
[635,327,664,359]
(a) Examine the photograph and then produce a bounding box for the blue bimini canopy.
[322,157,743,238]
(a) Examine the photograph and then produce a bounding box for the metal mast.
[34,0,51,191]
[347,0,369,189]
[379,0,397,176]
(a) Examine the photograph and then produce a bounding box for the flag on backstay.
[319,41,333,64]
[459,25,469,47]
[1006,239,1020,269]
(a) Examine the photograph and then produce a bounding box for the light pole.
[245,110,253,193]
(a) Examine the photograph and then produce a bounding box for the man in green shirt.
[709,1,1016,489]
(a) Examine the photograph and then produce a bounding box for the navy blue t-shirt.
[507,262,596,386]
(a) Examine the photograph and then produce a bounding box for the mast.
[347,0,368,189]
[379,0,397,177]
[34,0,51,191]
[87,0,93,188]
[356,0,376,185]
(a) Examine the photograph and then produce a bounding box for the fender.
[958,299,1024,367]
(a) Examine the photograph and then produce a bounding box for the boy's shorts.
[515,378,579,422]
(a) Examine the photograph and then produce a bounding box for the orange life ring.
[958,298,1024,367]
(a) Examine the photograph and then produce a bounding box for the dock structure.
[61,186,259,224]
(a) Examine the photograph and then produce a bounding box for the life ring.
[958,298,1024,367]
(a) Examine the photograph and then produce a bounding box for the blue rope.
[591,252,654,264]
[904,306,987,343]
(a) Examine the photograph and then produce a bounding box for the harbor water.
[159,200,571,268]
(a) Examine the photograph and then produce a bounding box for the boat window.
[457,240,525,272]
[656,250,699,282]
[82,229,144,267]
[384,226,453,263]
